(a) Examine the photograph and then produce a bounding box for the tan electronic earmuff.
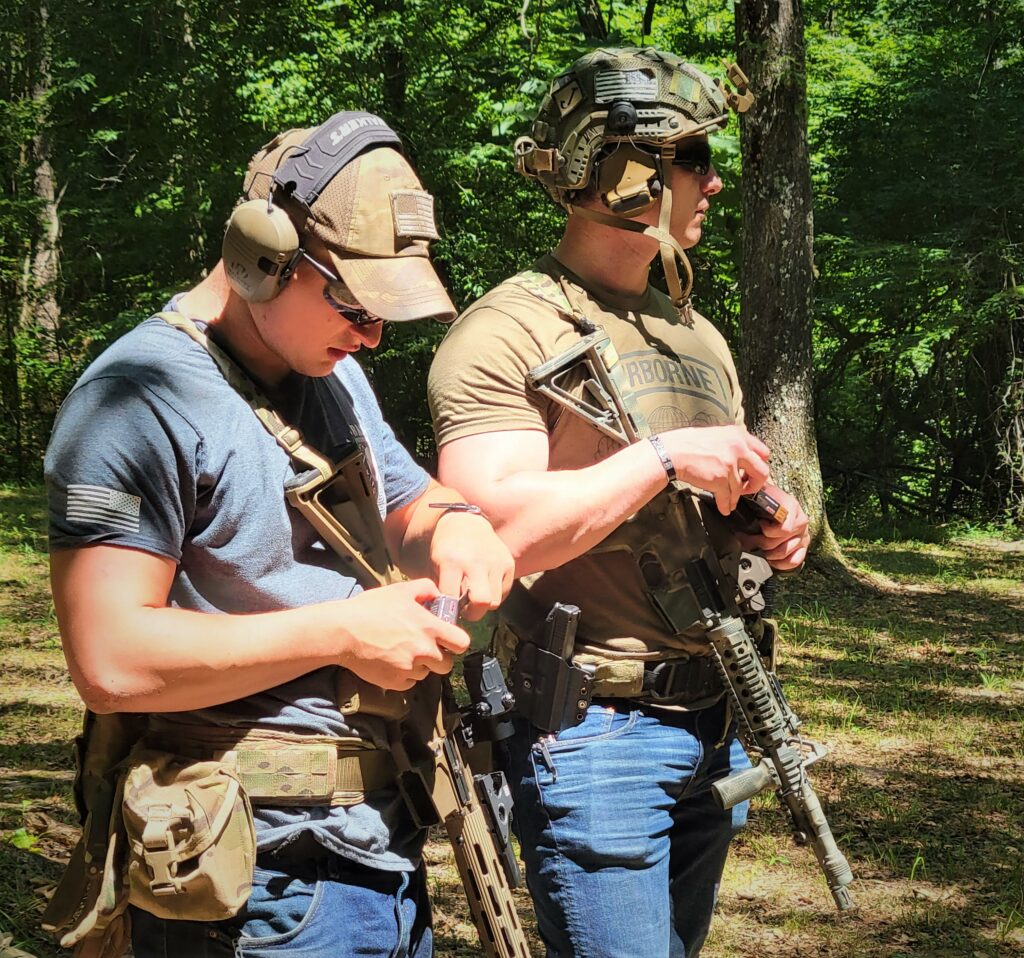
[222,195,303,303]
[571,141,694,318]
[597,144,661,218]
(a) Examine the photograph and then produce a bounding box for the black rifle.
[685,560,855,910]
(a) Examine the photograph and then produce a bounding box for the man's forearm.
[391,480,462,579]
[442,439,668,577]
[63,602,340,715]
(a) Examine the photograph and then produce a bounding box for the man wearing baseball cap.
[42,113,513,957]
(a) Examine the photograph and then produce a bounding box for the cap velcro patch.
[391,190,439,240]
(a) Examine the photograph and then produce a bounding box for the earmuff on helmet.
[597,144,661,217]
[515,48,753,316]
[222,112,402,303]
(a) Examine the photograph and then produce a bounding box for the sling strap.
[156,311,399,588]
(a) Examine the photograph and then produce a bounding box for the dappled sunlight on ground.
[1,488,1022,956]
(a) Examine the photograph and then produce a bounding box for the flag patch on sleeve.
[66,484,142,533]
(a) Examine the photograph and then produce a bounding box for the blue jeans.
[130,854,432,958]
[502,698,750,958]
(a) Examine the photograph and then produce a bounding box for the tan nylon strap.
[555,275,598,333]
[657,147,688,311]
[566,203,694,313]
[334,749,396,799]
[155,312,334,481]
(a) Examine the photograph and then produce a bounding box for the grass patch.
[1,486,1022,956]
[704,535,1024,957]
[0,487,79,958]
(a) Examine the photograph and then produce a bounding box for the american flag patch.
[66,484,142,533]
[390,190,440,241]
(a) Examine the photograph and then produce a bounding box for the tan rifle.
[390,596,532,958]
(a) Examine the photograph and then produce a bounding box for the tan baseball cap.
[244,127,457,323]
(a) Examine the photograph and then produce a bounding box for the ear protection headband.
[223,112,402,303]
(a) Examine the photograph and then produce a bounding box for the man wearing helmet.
[428,49,809,955]
[43,114,514,957]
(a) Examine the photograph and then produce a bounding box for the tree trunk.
[378,0,407,120]
[18,1,62,362]
[735,0,842,560]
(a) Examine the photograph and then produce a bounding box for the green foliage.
[0,0,1021,526]
[807,0,1024,524]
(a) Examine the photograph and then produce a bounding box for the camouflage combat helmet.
[515,47,753,315]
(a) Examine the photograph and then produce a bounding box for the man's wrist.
[648,435,677,484]
[428,501,487,520]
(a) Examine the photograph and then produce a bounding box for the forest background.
[2,2,1024,957]
[3,0,1023,537]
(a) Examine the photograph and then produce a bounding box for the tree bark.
[735,0,843,560]
[18,1,62,362]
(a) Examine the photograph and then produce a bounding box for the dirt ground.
[1,486,1021,957]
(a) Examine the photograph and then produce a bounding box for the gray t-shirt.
[44,310,431,870]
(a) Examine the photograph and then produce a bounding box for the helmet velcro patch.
[594,68,658,103]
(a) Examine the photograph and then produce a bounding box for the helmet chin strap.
[567,148,694,322]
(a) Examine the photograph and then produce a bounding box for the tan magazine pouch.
[121,746,256,921]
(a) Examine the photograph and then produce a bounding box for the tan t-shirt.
[428,254,745,656]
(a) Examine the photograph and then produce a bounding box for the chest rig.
[160,312,398,589]
[509,269,772,647]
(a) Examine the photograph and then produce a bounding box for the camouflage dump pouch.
[121,746,256,921]
[42,711,146,957]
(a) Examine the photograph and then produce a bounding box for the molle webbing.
[146,723,397,807]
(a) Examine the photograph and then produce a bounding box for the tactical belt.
[582,652,722,707]
[147,724,397,808]
[500,586,723,710]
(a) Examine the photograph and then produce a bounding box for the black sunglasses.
[672,139,713,177]
[300,252,382,327]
